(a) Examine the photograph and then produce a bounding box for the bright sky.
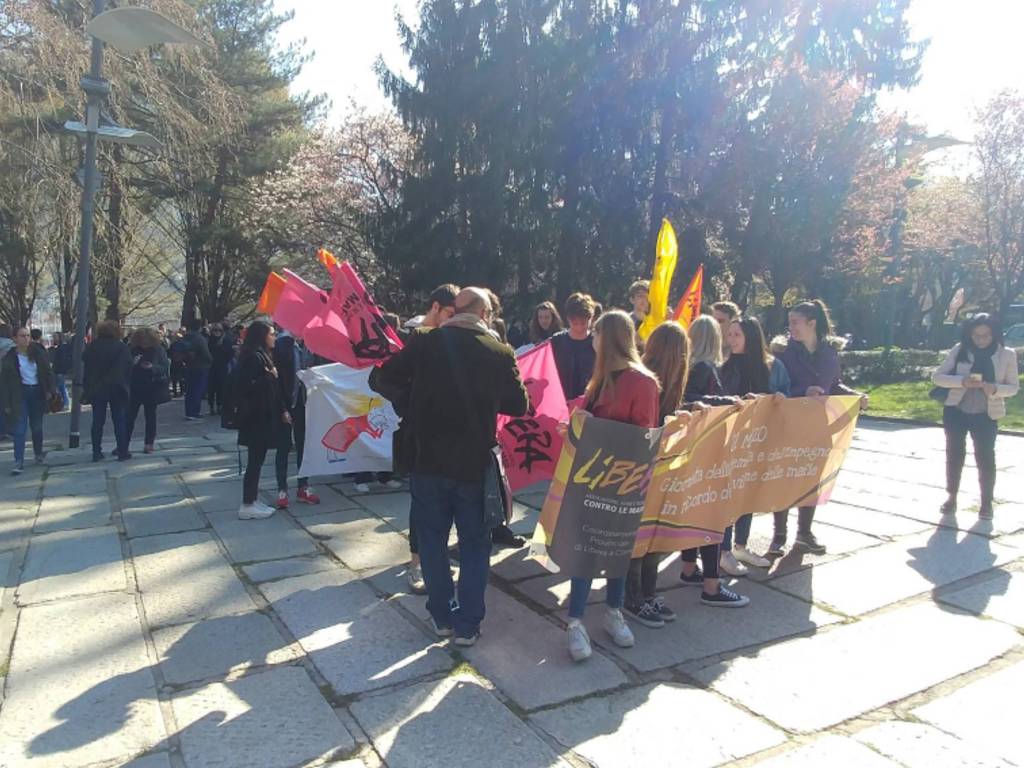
[276,0,1023,149]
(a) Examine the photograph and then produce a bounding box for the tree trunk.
[103,155,126,321]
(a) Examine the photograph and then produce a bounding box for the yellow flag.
[638,218,679,340]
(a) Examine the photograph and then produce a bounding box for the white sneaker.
[354,482,371,494]
[603,608,635,648]
[406,564,427,595]
[567,619,592,661]
[719,550,749,577]
[734,545,771,568]
[384,479,403,490]
[238,502,274,520]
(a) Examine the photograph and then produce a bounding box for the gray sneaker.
[567,620,592,662]
[603,608,635,648]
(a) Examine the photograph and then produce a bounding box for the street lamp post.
[67,3,202,449]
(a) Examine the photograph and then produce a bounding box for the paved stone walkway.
[0,406,1021,768]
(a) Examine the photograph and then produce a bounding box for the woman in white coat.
[931,314,1019,519]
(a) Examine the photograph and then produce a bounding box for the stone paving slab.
[936,567,1024,627]
[207,509,319,564]
[460,588,627,710]
[913,660,1024,767]
[123,753,173,768]
[117,475,187,504]
[854,721,1015,768]
[152,612,298,685]
[582,580,841,672]
[811,501,936,539]
[18,526,125,605]
[691,602,1021,732]
[748,735,899,767]
[769,527,1020,615]
[130,531,255,628]
[351,674,565,768]
[241,555,339,584]
[530,682,784,768]
[350,491,411,531]
[0,593,164,768]
[122,496,206,539]
[185,481,242,514]
[33,493,112,534]
[304,515,411,571]
[171,665,356,768]
[258,570,452,696]
[0,504,36,552]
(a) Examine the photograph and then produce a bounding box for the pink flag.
[497,341,569,491]
[272,264,403,368]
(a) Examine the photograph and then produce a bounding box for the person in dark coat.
[181,319,213,419]
[207,323,233,415]
[83,320,133,461]
[49,332,73,409]
[1,326,56,473]
[235,321,290,520]
[127,327,171,454]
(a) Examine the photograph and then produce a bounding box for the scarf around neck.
[969,343,997,383]
[443,313,491,334]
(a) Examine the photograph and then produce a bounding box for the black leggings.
[943,406,997,504]
[680,545,720,579]
[243,442,269,504]
[774,507,816,536]
[626,553,663,608]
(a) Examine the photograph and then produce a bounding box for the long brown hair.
[529,301,563,342]
[643,321,689,420]
[584,309,656,406]
[722,317,771,394]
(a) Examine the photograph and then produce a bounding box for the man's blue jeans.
[184,367,209,418]
[410,471,491,638]
[55,374,69,409]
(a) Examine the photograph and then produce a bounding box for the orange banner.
[672,264,703,327]
[257,271,286,315]
[634,395,860,556]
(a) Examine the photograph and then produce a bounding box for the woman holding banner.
[717,317,785,573]
[657,318,751,608]
[770,300,867,555]
[566,310,659,661]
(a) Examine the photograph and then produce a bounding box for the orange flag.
[317,247,340,274]
[672,264,704,327]
[257,271,287,315]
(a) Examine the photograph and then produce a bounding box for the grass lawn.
[864,377,1024,431]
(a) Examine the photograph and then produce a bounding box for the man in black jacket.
[181,319,213,420]
[372,287,528,646]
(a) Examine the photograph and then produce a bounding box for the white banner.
[297,364,397,477]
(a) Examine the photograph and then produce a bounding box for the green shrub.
[840,348,944,385]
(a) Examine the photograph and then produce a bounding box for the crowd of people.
[0,281,1017,660]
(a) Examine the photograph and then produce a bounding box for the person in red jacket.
[565,309,660,662]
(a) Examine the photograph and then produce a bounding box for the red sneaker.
[297,487,321,505]
[276,491,289,509]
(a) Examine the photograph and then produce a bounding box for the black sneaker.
[454,631,480,647]
[92,452,105,462]
[767,533,787,556]
[651,595,676,622]
[117,452,133,462]
[701,586,750,608]
[679,565,704,586]
[794,531,826,555]
[34,451,47,465]
[979,501,994,521]
[491,524,526,549]
[623,601,665,628]
[939,498,957,516]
